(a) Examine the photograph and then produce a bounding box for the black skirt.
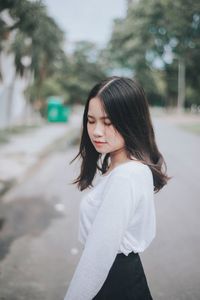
[93,251,153,300]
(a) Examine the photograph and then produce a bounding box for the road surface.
[0,117,200,300]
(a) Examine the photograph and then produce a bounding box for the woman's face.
[87,97,125,154]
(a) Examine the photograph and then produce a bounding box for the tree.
[107,0,200,108]
[0,0,65,120]
[57,41,107,105]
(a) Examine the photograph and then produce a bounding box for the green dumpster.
[47,97,70,122]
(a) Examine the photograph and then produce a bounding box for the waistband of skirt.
[117,251,138,258]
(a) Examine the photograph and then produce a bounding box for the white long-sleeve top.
[64,161,156,300]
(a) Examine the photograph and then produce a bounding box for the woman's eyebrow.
[87,114,109,119]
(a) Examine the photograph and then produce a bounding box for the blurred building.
[0,10,32,129]
[0,51,30,129]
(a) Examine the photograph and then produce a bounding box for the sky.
[44,0,127,51]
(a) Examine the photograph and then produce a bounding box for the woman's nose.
[93,123,104,136]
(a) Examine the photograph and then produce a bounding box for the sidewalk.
[0,110,82,195]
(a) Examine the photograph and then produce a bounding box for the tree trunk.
[177,58,185,113]
[6,71,17,128]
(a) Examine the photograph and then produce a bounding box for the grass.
[0,124,42,145]
[179,123,200,135]
[150,107,200,136]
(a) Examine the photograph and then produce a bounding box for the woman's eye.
[87,120,112,126]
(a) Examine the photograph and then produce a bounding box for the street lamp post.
[177,57,185,113]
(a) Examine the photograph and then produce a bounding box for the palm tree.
[0,0,65,124]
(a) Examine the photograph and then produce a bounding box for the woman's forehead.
[88,97,108,117]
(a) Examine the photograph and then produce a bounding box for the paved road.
[0,144,83,300]
[0,117,200,300]
[143,117,200,300]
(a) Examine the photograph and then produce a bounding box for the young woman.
[64,76,170,300]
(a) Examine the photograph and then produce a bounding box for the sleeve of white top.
[64,175,135,300]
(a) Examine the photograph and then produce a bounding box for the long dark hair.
[70,76,171,192]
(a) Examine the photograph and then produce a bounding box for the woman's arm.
[64,175,135,300]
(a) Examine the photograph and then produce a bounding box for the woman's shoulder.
[109,162,154,196]
[113,161,150,177]
[109,161,151,180]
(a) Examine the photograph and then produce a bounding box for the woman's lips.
[94,141,107,146]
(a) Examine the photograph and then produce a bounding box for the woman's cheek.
[87,124,92,140]
[105,126,114,136]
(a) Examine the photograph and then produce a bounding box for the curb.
[0,124,81,197]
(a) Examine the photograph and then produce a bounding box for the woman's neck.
[109,148,136,170]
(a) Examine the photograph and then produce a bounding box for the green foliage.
[26,41,107,111]
[0,0,64,85]
[56,41,107,105]
[107,0,200,107]
[0,1,107,116]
